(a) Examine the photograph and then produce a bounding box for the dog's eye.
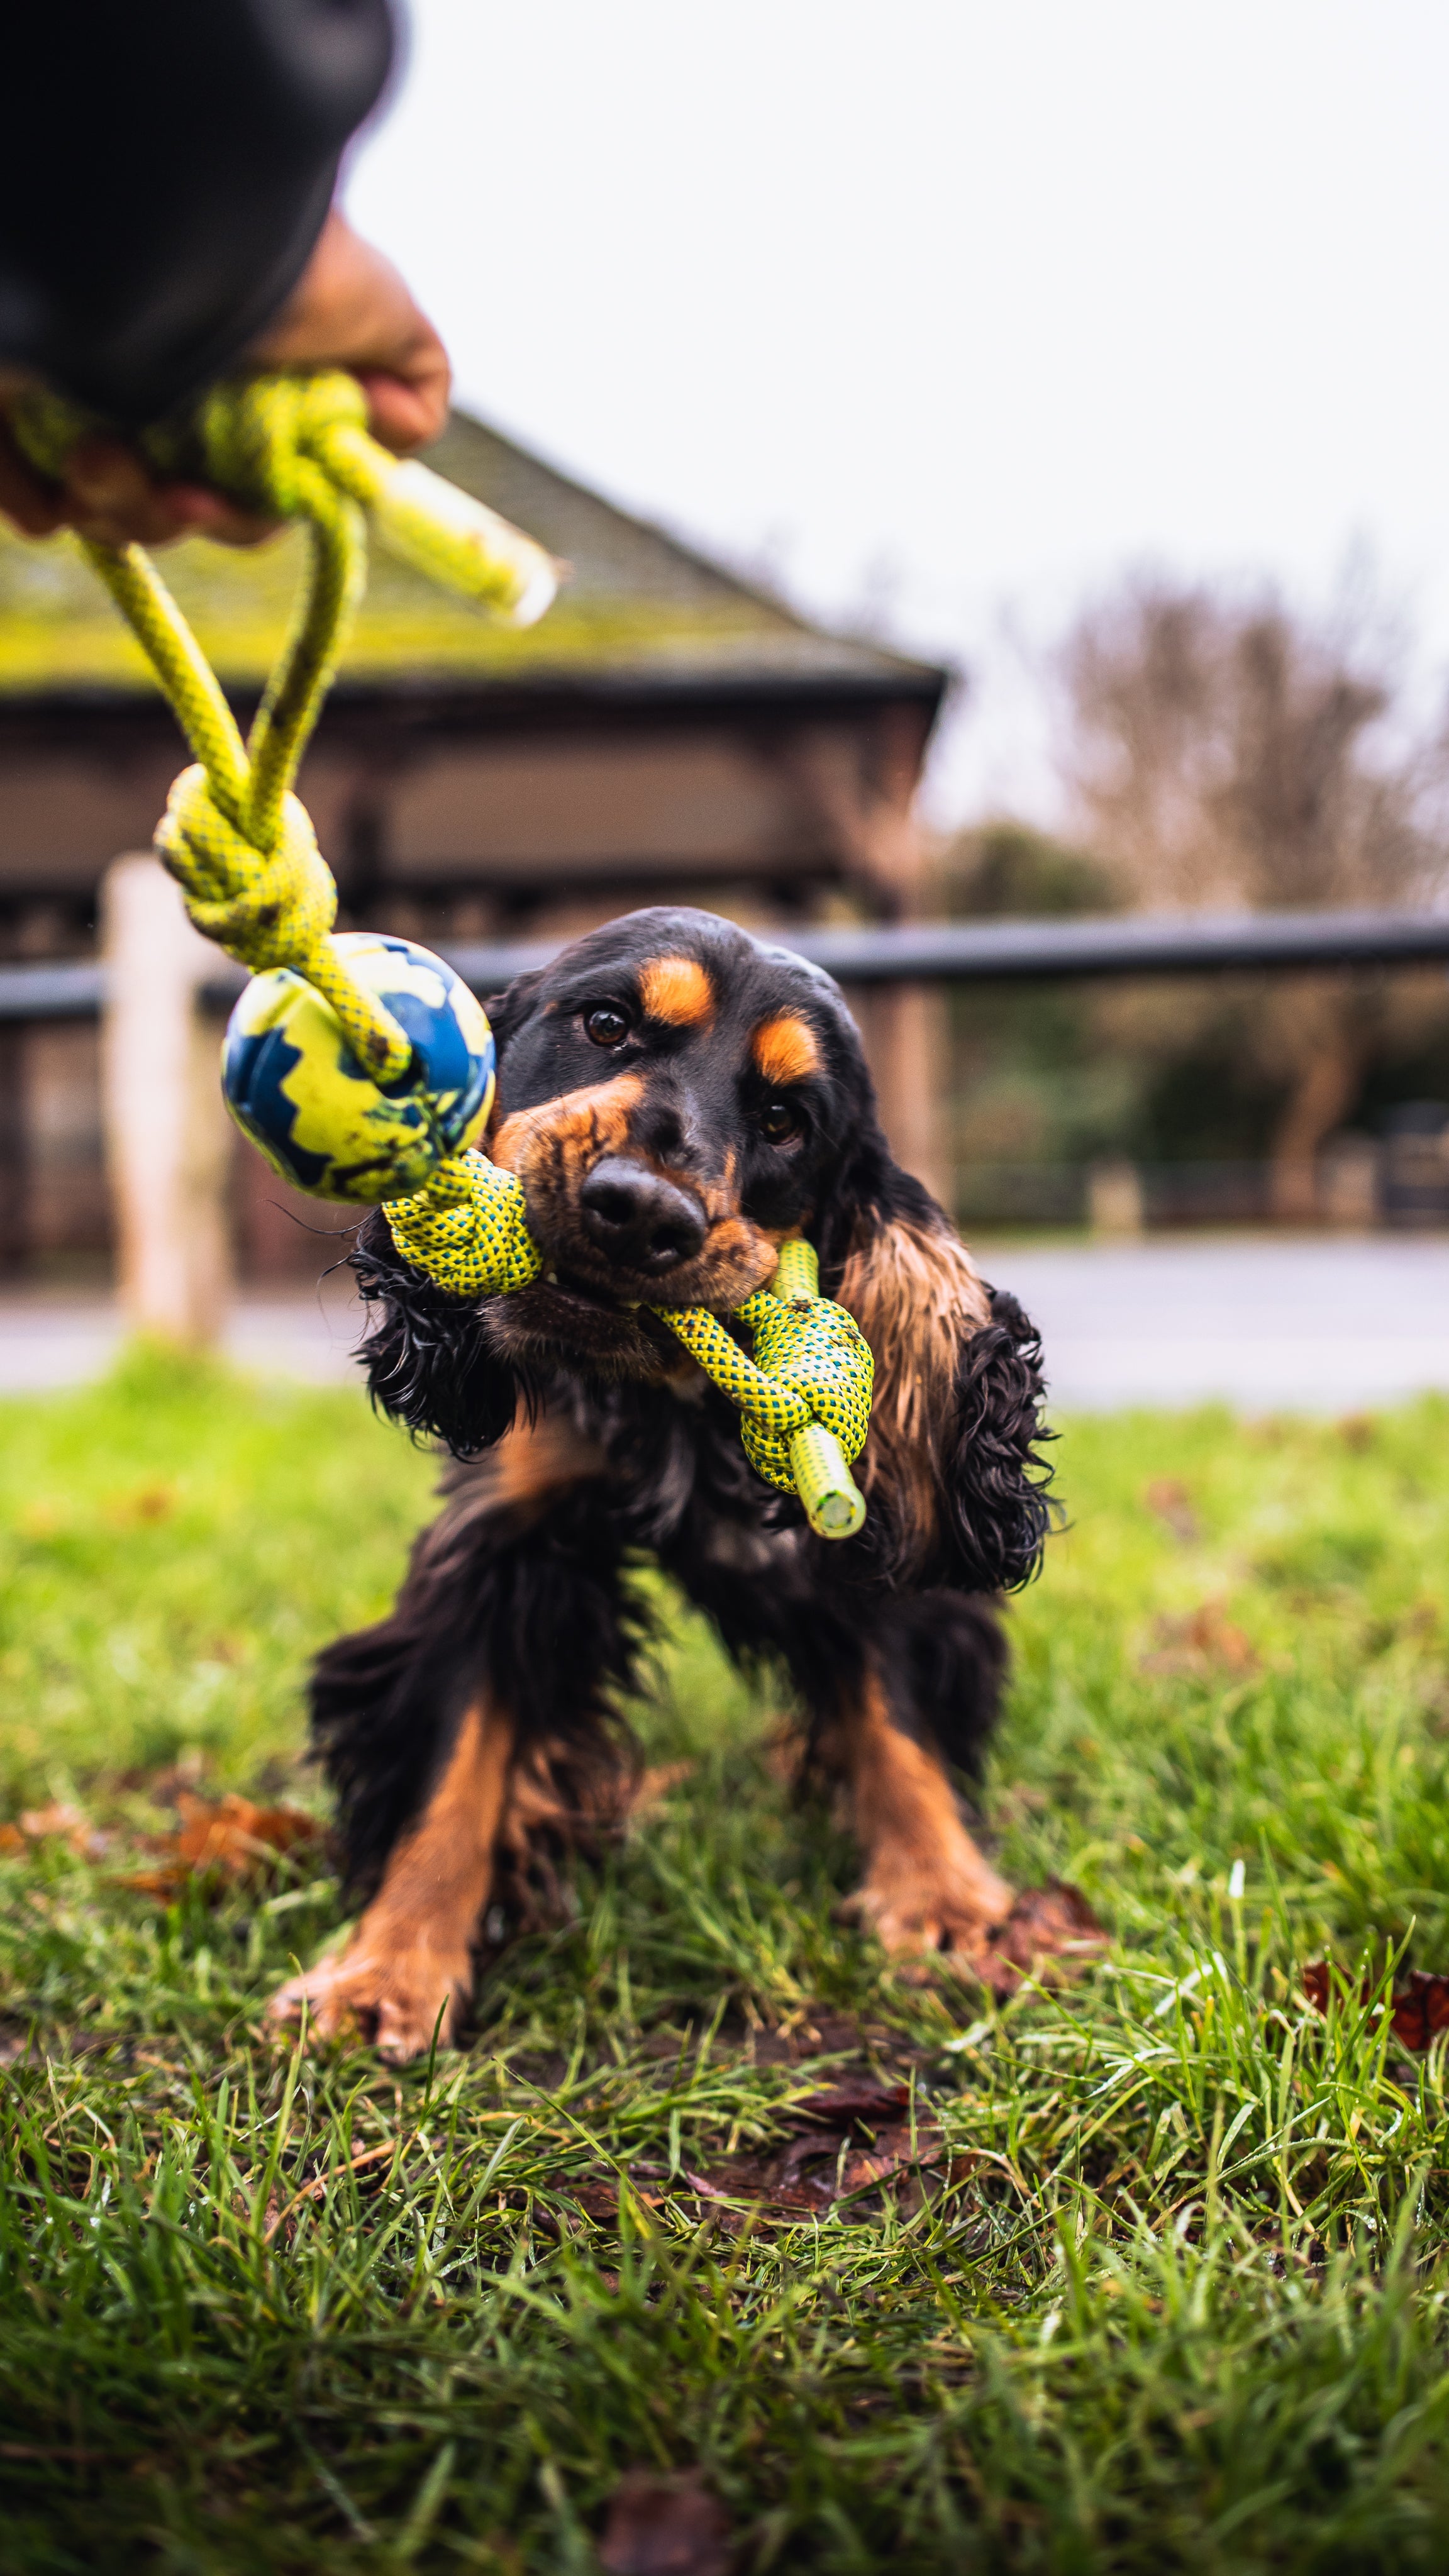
[760,1096,801,1143]
[583,1003,632,1048]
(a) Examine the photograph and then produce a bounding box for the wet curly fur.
[311,905,1055,1935]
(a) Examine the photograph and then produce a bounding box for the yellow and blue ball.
[222,933,495,1203]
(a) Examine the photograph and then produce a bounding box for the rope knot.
[731,1291,874,1491]
[386,1152,544,1299]
[155,765,337,973]
[192,372,369,521]
[653,1282,873,1499]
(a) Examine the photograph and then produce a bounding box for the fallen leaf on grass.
[105,1482,176,1526]
[125,1791,321,1896]
[1140,1602,1258,1678]
[628,1761,697,1818]
[564,2076,960,2229]
[116,1750,208,1802]
[0,1801,108,1860]
[598,2469,731,2576]
[971,1879,1108,2000]
[0,2021,28,2066]
[0,2018,135,2067]
[734,2009,903,2070]
[1145,1477,1199,1542]
[789,2077,911,2125]
[1304,1960,1449,2052]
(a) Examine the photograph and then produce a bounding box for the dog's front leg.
[267,1697,514,2063]
[833,1667,1013,1958]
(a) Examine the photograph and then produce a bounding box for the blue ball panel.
[221,935,496,1204]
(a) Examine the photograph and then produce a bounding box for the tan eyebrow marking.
[638,955,714,1026]
[752,1014,821,1086]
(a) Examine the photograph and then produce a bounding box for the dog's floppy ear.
[821,1132,1053,1590]
[943,1284,1056,1591]
[482,967,545,1058]
[350,1209,528,1457]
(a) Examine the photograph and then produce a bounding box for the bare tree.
[1057,576,1449,1217]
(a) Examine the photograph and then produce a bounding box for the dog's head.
[357,904,1054,1589]
[476,906,871,1375]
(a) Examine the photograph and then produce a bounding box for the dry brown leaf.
[106,1483,176,1526]
[1141,1602,1258,1678]
[0,1801,108,1860]
[789,2077,911,2126]
[629,1761,697,1818]
[125,1790,320,1896]
[970,1879,1108,2000]
[564,2072,960,2230]
[117,1751,208,1803]
[1304,1960,1449,2053]
[599,2469,731,2576]
[1145,1477,1199,1542]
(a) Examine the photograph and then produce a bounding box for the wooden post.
[101,853,233,1343]
[779,711,950,1209]
[1087,1155,1145,1239]
[0,1024,27,1275]
[848,980,950,1208]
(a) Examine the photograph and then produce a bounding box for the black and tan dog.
[269,906,1056,2062]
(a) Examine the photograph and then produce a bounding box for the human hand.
[0,404,280,548]
[248,210,451,456]
[0,211,451,548]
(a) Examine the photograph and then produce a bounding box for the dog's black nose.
[579,1157,706,1274]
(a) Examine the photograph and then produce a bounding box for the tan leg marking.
[267,1698,515,2065]
[834,1670,1013,1956]
[482,1409,606,1513]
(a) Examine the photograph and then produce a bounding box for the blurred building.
[0,413,948,1278]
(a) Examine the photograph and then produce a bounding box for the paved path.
[974,1233,1449,1412]
[0,1272,364,1394]
[1,1234,1446,1411]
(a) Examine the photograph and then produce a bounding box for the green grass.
[3,1352,1449,2573]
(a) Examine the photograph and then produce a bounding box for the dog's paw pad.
[264,1948,467,2062]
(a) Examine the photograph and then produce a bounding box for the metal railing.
[4,903,1449,1019]
[443,904,1449,996]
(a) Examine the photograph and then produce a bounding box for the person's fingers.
[52,440,277,549]
[160,486,281,548]
[353,350,451,454]
[62,438,174,543]
[251,208,452,455]
[1,201,452,548]
[0,420,67,536]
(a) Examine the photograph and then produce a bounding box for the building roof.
[0,408,947,709]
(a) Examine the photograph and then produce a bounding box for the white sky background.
[344,1,1449,833]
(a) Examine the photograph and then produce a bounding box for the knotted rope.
[658,1238,872,1530]
[12,374,871,1535]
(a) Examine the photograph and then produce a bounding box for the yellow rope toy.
[12,374,872,1537]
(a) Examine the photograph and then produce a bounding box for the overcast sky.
[343,1,1449,828]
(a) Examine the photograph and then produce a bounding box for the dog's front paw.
[841,1863,1013,1962]
[265,1937,472,2065]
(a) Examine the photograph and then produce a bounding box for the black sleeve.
[0,0,395,426]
